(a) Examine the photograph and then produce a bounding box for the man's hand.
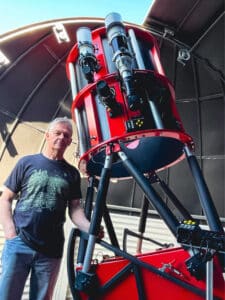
[0,187,17,240]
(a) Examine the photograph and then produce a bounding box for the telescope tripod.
[67,142,225,300]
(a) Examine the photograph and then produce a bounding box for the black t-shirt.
[4,153,82,258]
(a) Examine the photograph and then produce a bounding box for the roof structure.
[143,0,225,219]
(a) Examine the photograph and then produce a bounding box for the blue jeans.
[0,236,61,300]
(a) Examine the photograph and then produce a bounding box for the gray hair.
[47,117,73,134]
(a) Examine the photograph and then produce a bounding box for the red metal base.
[77,247,225,300]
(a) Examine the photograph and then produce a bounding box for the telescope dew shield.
[105,12,139,111]
[76,27,99,83]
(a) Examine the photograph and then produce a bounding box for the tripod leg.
[82,154,113,273]
[184,146,224,233]
[136,195,149,254]
[77,176,96,265]
[118,151,179,237]
[103,204,120,251]
[156,174,193,221]
[75,154,113,296]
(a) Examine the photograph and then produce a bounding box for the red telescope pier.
[66,12,225,300]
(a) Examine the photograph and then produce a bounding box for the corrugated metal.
[101,213,177,255]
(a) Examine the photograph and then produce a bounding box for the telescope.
[105,12,139,111]
[66,12,225,300]
[76,27,99,83]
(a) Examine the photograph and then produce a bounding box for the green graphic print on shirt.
[17,169,70,211]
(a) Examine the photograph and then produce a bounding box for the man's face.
[45,122,72,153]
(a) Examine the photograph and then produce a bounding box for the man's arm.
[0,187,17,239]
[68,199,90,233]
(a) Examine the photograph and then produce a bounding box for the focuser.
[96,80,122,117]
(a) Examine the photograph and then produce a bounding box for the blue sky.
[0,0,153,34]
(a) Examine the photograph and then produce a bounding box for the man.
[0,117,92,300]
